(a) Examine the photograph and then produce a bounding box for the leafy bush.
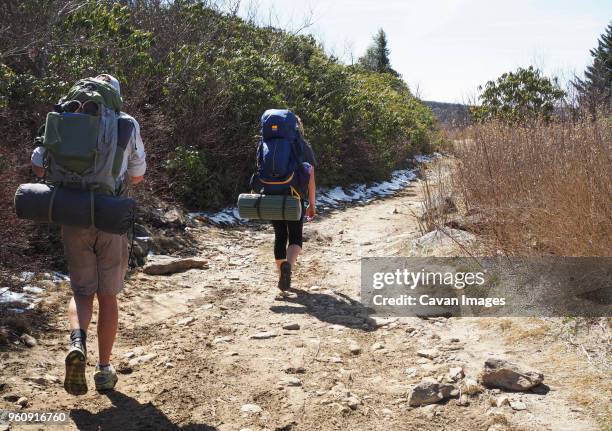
[166,146,224,209]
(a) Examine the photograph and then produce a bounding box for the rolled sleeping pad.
[14,183,136,235]
[238,193,301,221]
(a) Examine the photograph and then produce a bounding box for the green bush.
[166,146,224,209]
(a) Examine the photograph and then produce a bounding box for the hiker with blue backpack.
[247,109,317,291]
[30,74,146,395]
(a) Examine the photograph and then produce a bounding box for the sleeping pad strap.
[48,187,58,223]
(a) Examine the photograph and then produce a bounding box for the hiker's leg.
[286,216,305,267]
[97,293,118,365]
[68,294,95,332]
[287,245,302,267]
[94,231,128,365]
[272,220,289,270]
[62,226,98,335]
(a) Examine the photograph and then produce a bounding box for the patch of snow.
[22,285,43,295]
[19,271,35,282]
[0,288,38,309]
[1,273,53,312]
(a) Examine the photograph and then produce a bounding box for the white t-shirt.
[31,112,146,181]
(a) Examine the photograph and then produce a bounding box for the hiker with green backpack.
[30,74,146,395]
[249,110,317,291]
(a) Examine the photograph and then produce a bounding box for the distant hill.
[424,101,471,127]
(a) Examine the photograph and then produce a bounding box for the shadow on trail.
[270,288,377,331]
[71,390,216,431]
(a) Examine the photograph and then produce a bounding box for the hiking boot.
[278,262,292,291]
[64,340,87,396]
[94,364,118,392]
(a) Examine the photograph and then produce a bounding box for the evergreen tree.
[573,21,612,110]
[358,29,398,76]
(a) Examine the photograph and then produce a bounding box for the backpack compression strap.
[255,194,263,219]
[48,187,58,223]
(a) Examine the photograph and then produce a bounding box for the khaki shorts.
[62,226,128,296]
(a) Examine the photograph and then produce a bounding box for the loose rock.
[345,396,361,410]
[250,331,277,340]
[448,366,464,381]
[143,256,208,276]
[278,377,302,387]
[20,334,37,348]
[348,342,361,355]
[371,342,385,351]
[408,378,456,406]
[457,394,470,406]
[16,397,28,407]
[3,394,20,402]
[212,335,233,344]
[480,358,544,391]
[282,322,300,330]
[510,400,527,411]
[417,349,438,360]
[128,353,158,367]
[240,403,262,414]
[177,317,196,326]
[496,395,510,407]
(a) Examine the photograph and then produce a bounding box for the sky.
[238,0,611,103]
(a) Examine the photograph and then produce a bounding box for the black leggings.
[272,216,304,260]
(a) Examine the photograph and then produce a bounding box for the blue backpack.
[253,109,304,196]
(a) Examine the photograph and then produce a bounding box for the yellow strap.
[290,186,301,199]
[260,172,295,185]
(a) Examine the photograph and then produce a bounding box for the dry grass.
[450,114,612,256]
[418,159,458,234]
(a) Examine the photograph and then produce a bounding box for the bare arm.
[306,166,316,219]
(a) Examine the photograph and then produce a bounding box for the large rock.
[480,358,544,391]
[408,378,456,406]
[143,256,208,275]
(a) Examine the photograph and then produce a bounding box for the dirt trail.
[1,181,602,431]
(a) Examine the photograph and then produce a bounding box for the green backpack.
[41,78,132,196]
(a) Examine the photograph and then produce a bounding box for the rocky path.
[0,180,605,431]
